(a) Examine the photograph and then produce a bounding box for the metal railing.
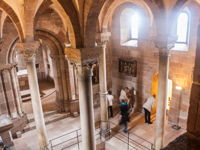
[109,121,154,150]
[45,121,154,150]
[45,127,102,150]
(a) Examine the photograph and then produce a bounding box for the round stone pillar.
[77,64,96,150]
[96,32,111,137]
[17,42,48,150]
[99,45,109,134]
[9,64,23,116]
[51,55,65,112]
[155,50,170,150]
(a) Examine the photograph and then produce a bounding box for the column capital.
[16,41,40,62]
[154,34,177,50]
[159,50,171,57]
[96,32,111,46]
[0,63,16,72]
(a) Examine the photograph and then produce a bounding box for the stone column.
[96,32,111,136]
[99,45,109,134]
[12,64,23,114]
[42,45,49,79]
[77,64,96,150]
[51,55,65,112]
[17,42,48,150]
[73,63,78,98]
[0,67,18,118]
[8,64,23,116]
[0,70,11,116]
[154,50,170,150]
[59,55,69,112]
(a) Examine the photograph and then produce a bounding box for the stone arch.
[0,1,24,41]
[7,29,64,63]
[100,0,155,31]
[35,29,64,55]
[34,0,81,48]
[84,0,107,47]
[56,0,83,47]
[7,29,70,112]
[0,11,7,38]
[84,0,158,47]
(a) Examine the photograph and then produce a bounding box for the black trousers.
[108,106,113,118]
[144,108,151,123]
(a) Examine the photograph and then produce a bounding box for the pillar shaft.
[12,66,23,114]
[9,67,22,116]
[99,45,109,132]
[51,57,65,112]
[78,65,96,150]
[26,59,48,149]
[155,51,170,150]
[42,47,48,79]
[59,57,69,111]
[0,71,11,116]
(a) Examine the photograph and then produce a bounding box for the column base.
[100,128,111,140]
[172,125,181,130]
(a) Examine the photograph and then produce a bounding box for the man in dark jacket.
[119,99,129,133]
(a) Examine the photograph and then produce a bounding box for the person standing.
[119,87,129,103]
[107,90,114,118]
[119,99,129,133]
[143,94,156,124]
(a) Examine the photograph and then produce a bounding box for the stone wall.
[109,4,198,128]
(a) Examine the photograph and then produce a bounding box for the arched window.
[172,11,190,51]
[120,8,140,47]
[177,12,189,44]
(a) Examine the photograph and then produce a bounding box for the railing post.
[151,144,155,150]
[76,130,80,150]
[128,132,129,150]
[50,140,53,150]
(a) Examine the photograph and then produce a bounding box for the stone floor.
[107,113,186,150]
[12,112,186,150]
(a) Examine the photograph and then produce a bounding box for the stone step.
[21,93,43,102]
[23,112,69,132]
[27,111,58,123]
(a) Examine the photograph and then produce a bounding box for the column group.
[0,64,22,118]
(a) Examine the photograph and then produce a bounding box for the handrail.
[41,90,56,100]
[110,128,138,150]
[110,121,154,150]
[45,120,154,150]
[49,128,81,141]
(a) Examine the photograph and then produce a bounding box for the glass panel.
[177,12,189,43]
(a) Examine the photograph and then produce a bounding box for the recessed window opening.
[172,11,190,51]
[120,8,141,47]
[177,12,189,44]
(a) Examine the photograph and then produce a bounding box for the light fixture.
[175,86,182,91]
